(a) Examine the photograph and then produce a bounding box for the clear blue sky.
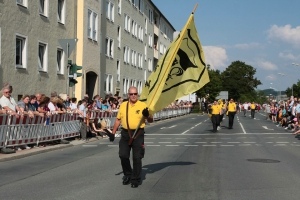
[152,0,300,92]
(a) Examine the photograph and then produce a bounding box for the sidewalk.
[0,131,120,162]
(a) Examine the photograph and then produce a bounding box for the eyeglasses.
[129,93,138,96]
[4,91,11,94]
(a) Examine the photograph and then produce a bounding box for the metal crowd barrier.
[0,107,192,150]
[152,107,191,121]
[0,113,81,149]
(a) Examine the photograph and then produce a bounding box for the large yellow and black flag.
[140,11,210,114]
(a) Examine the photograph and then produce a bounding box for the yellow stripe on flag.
[140,13,210,114]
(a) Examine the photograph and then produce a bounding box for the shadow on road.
[140,161,196,183]
[115,161,196,185]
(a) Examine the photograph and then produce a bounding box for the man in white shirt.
[243,102,248,117]
[0,84,22,117]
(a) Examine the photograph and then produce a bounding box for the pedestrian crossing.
[83,136,300,148]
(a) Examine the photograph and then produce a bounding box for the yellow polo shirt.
[250,103,256,109]
[211,105,221,114]
[117,100,147,129]
[228,102,236,112]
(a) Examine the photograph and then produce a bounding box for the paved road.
[1,111,300,200]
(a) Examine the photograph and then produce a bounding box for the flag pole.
[192,3,198,13]
[129,4,199,145]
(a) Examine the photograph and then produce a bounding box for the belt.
[122,128,144,132]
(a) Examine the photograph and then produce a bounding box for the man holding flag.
[112,4,210,188]
[112,86,153,188]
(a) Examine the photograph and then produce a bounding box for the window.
[132,20,137,37]
[138,53,143,69]
[138,25,144,41]
[144,43,147,61]
[117,26,121,48]
[57,0,66,24]
[123,46,130,64]
[148,34,153,47]
[145,18,147,35]
[124,14,131,32]
[16,34,27,69]
[38,41,48,72]
[57,48,64,74]
[160,42,163,54]
[137,80,142,94]
[87,9,98,41]
[149,8,153,23]
[39,0,49,17]
[106,1,114,22]
[118,0,121,14]
[148,58,152,72]
[131,50,136,66]
[138,0,144,13]
[117,60,120,81]
[104,74,113,93]
[123,78,129,94]
[105,37,114,58]
[16,0,28,8]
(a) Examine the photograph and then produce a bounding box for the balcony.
[154,24,159,36]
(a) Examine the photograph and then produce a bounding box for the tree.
[285,80,300,97]
[220,61,262,101]
[196,65,222,102]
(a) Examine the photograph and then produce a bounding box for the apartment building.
[0,0,175,101]
[0,0,76,99]
[102,0,176,99]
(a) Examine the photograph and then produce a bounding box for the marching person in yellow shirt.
[250,102,256,119]
[211,100,222,133]
[227,99,236,129]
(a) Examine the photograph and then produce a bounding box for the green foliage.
[220,61,262,101]
[196,65,222,101]
[285,80,300,97]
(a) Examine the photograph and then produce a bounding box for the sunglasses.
[129,93,138,96]
[4,91,11,94]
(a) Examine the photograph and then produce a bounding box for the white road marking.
[99,142,112,144]
[190,138,202,139]
[228,142,240,143]
[274,144,287,146]
[221,145,234,147]
[185,145,198,146]
[176,138,187,139]
[144,142,153,144]
[82,145,97,147]
[107,145,118,147]
[239,122,247,134]
[262,126,274,130]
[195,142,207,143]
[276,142,289,143]
[166,145,179,147]
[160,127,166,129]
[146,145,160,146]
[159,142,172,144]
[161,138,172,139]
[176,142,189,143]
[205,138,217,139]
[169,125,177,128]
[266,142,274,143]
[239,144,252,146]
[211,142,222,143]
[202,145,216,146]
[181,130,189,134]
[244,142,256,143]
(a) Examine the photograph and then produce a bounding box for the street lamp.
[278,72,293,96]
